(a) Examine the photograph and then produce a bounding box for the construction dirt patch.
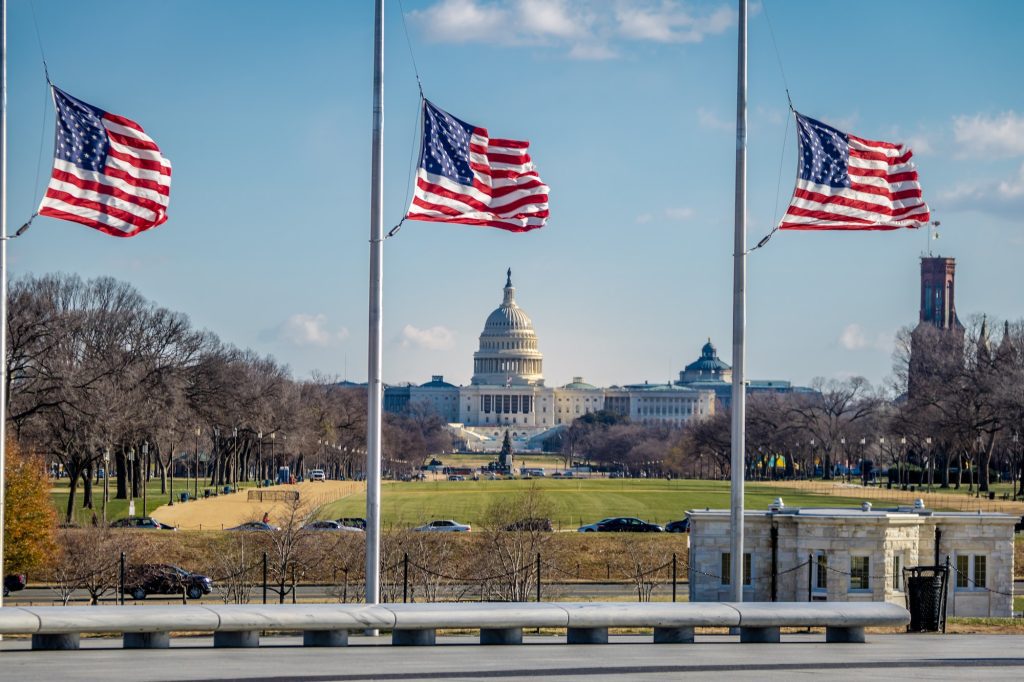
[150,480,362,530]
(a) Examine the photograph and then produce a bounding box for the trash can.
[179,492,189,503]
[905,565,949,632]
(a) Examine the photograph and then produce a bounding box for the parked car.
[309,469,326,482]
[3,574,27,598]
[447,474,466,481]
[578,518,616,532]
[665,519,690,533]
[597,517,664,533]
[504,518,553,532]
[336,517,367,530]
[303,520,363,532]
[110,516,174,530]
[125,564,212,600]
[227,521,280,532]
[413,519,472,532]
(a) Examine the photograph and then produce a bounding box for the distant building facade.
[674,338,811,409]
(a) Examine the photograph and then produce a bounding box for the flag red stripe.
[106,147,173,174]
[38,206,143,236]
[106,130,161,153]
[847,180,922,201]
[102,112,144,132]
[849,147,913,164]
[405,212,543,233]
[848,134,899,150]
[43,188,157,228]
[103,165,171,195]
[49,168,167,215]
[793,188,927,217]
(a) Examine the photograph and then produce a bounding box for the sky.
[5,0,1023,391]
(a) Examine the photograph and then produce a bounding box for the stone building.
[688,502,1016,617]
[385,270,724,451]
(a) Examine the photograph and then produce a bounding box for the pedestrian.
[262,511,270,524]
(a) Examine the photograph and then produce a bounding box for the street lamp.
[270,432,276,484]
[232,427,239,489]
[257,431,263,485]
[127,448,136,518]
[102,448,111,525]
[141,442,149,516]
[194,427,201,498]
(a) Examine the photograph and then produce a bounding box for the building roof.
[419,375,457,389]
[683,338,732,375]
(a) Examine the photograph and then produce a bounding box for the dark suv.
[3,574,27,597]
[125,564,212,600]
[110,516,174,530]
[335,517,367,530]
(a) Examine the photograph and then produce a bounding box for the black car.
[596,517,664,533]
[335,517,367,530]
[504,518,553,532]
[3,574,27,597]
[125,564,212,600]
[110,516,174,530]
[227,521,280,532]
[665,519,690,533]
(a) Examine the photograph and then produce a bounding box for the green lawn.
[50,476,257,526]
[319,478,871,529]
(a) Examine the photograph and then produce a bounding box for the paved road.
[2,634,1023,681]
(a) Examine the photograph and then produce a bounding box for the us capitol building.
[384,270,796,452]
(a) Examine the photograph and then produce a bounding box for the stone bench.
[0,601,909,650]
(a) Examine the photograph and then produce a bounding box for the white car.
[309,469,326,481]
[413,519,472,532]
[578,518,616,533]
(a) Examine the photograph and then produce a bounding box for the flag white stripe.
[53,159,170,203]
[38,197,139,232]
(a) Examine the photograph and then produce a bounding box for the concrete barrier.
[0,601,910,650]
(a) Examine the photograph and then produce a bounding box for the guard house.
[688,501,1016,618]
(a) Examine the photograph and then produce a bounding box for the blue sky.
[6,0,1023,390]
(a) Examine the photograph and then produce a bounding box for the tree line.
[547,317,1024,497]
[7,273,453,523]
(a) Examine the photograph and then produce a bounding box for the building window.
[815,552,828,592]
[483,395,492,414]
[849,556,870,591]
[721,552,751,586]
[955,554,987,590]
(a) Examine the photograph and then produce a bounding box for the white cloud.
[635,207,695,223]
[272,314,349,348]
[953,111,1024,158]
[568,42,618,60]
[839,324,894,353]
[665,206,695,221]
[936,162,1024,216]
[412,0,733,58]
[839,323,868,351]
[697,107,732,132]
[412,0,508,43]
[616,2,735,43]
[401,324,456,351]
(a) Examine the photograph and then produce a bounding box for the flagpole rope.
[396,0,423,97]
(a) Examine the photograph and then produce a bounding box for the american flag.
[38,87,172,237]
[406,100,548,232]
[779,112,929,231]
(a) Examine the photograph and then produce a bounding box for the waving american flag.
[780,112,929,231]
[406,100,549,232]
[38,86,172,237]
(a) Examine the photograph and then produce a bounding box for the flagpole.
[729,0,747,602]
[365,0,384,621]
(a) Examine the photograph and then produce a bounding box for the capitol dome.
[471,269,544,386]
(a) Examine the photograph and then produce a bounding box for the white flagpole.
[0,0,8,623]
[729,0,747,602]
[365,0,384,618]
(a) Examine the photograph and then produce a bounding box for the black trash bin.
[904,564,949,632]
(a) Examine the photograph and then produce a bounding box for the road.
[5,582,680,606]
[2,634,1023,681]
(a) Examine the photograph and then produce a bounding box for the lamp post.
[232,427,238,489]
[102,449,111,525]
[141,442,149,516]
[127,448,136,518]
[257,431,263,485]
[194,427,201,498]
[270,432,276,484]
[925,437,934,491]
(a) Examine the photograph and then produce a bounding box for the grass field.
[51,477,258,526]
[318,478,871,529]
